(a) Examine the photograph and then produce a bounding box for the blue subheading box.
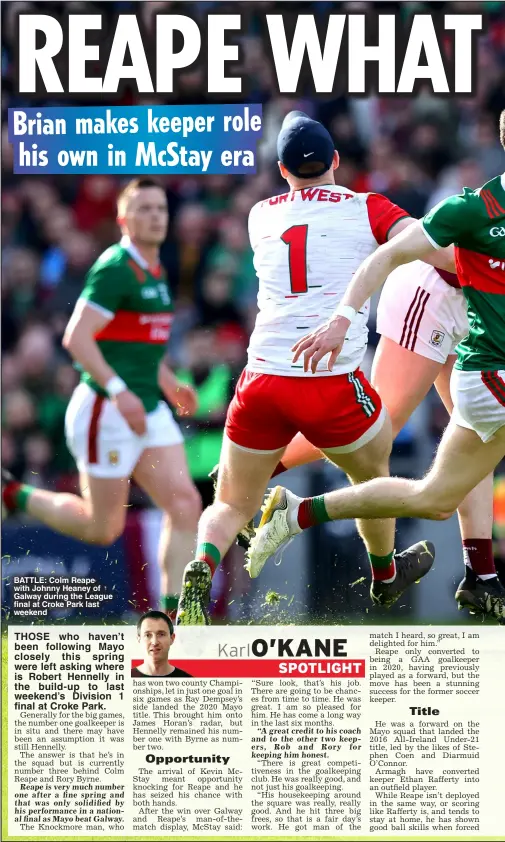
[8,104,263,175]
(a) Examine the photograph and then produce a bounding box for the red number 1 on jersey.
[281,224,308,294]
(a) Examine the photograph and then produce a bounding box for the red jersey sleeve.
[366,193,411,245]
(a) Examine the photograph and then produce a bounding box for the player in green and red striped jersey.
[2,178,201,619]
[248,112,505,622]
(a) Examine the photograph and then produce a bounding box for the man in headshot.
[131,610,192,677]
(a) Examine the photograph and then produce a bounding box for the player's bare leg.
[323,412,395,560]
[208,432,321,548]
[372,337,444,434]
[247,412,434,606]
[278,422,504,520]
[371,339,499,599]
[324,420,505,618]
[434,357,497,582]
[133,444,201,618]
[374,341,498,583]
[177,436,285,625]
[250,421,505,619]
[2,470,130,545]
[324,414,428,607]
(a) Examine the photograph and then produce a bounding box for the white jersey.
[247,183,409,376]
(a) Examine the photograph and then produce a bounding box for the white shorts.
[450,368,505,443]
[65,383,183,478]
[376,262,469,363]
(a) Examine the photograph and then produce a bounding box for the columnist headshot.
[131,611,192,678]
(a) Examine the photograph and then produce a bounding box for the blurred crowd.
[2,1,505,520]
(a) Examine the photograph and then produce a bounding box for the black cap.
[277,111,335,179]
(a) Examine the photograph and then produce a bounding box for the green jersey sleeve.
[80,260,127,317]
[422,190,474,249]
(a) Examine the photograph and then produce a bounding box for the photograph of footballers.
[177,110,505,627]
[247,114,505,625]
[2,0,504,630]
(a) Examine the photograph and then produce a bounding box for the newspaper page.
[5,625,505,838]
[2,2,505,842]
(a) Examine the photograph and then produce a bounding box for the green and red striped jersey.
[422,174,505,372]
[79,237,173,412]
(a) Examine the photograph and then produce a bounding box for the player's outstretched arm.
[340,221,454,315]
[385,216,456,272]
[63,301,146,435]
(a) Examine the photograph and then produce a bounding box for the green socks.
[195,542,221,574]
[369,551,396,582]
[160,595,179,615]
[3,482,34,514]
[297,495,332,529]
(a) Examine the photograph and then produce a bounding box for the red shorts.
[225,369,384,453]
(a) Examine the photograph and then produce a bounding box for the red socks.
[3,482,34,513]
[195,542,220,576]
[3,481,23,513]
[297,496,331,530]
[463,539,496,579]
